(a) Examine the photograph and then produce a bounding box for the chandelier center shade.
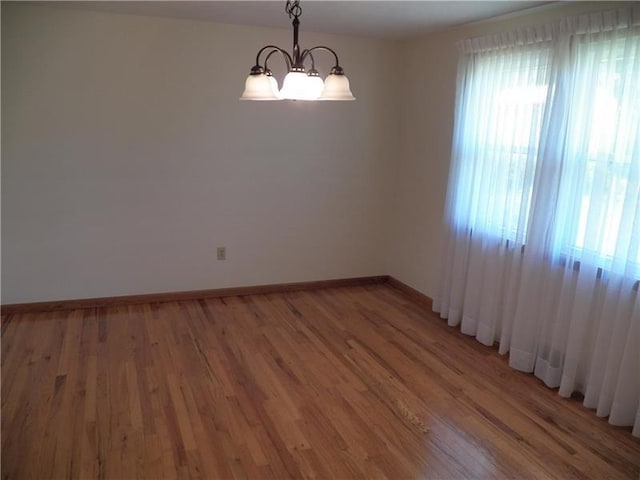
[240,0,355,101]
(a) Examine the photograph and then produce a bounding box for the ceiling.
[52,1,552,39]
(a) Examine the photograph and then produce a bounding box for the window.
[553,35,640,271]
[452,29,640,276]
[453,45,552,244]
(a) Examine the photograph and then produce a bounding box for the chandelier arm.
[300,51,316,70]
[264,48,292,72]
[254,45,293,71]
[300,46,341,69]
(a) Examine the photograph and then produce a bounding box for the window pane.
[453,46,551,243]
[552,33,640,274]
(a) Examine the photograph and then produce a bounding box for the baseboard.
[1,276,390,315]
[1,275,434,315]
[385,276,434,310]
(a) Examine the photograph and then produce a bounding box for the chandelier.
[240,0,355,101]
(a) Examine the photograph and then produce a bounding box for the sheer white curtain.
[434,6,640,437]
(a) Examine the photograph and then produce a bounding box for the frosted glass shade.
[280,71,323,100]
[268,76,280,99]
[240,73,279,101]
[307,75,325,99]
[319,74,355,101]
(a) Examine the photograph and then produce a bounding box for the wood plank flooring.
[2,284,639,479]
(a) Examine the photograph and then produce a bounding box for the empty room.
[2,0,639,478]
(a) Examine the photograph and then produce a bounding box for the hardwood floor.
[2,284,639,479]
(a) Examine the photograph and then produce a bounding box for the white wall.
[3,2,623,304]
[386,1,628,297]
[1,3,399,303]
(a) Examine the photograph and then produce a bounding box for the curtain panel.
[435,5,640,437]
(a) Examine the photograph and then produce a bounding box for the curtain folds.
[434,5,640,437]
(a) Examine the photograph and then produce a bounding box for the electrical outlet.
[216,246,226,261]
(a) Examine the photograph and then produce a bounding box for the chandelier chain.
[285,0,302,19]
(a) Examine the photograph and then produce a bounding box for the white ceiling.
[51,1,552,39]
